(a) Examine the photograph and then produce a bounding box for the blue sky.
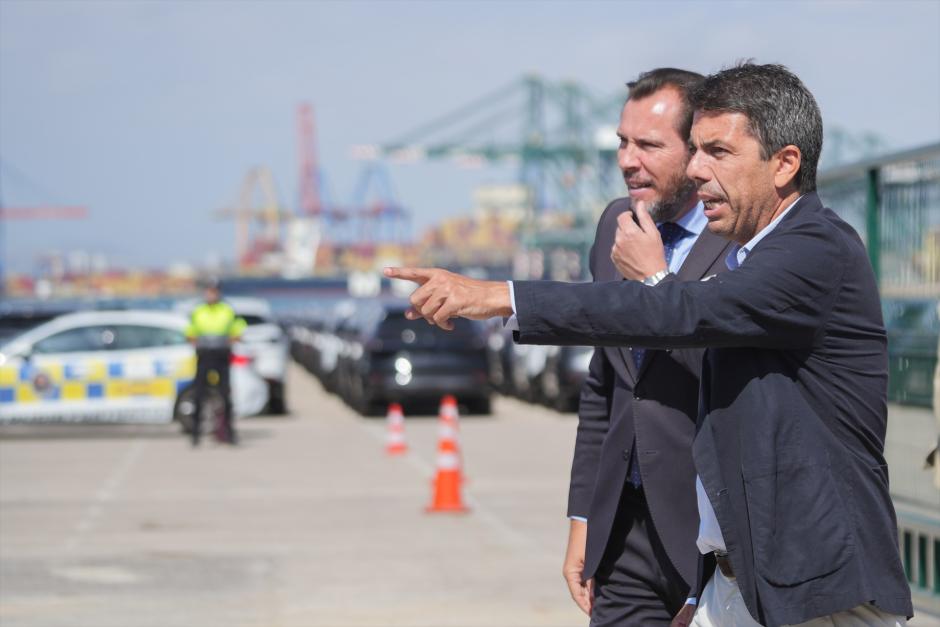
[1,0,938,272]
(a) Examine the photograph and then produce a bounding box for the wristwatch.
[642,269,669,286]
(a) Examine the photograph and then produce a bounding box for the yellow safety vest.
[185,302,246,348]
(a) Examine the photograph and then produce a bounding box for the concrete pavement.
[2,363,938,626]
[0,364,585,627]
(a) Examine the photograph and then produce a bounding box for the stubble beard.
[647,174,699,223]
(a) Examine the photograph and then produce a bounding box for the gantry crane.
[353,74,626,216]
[351,74,625,280]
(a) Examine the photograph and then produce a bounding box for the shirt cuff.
[568,516,587,523]
[685,597,697,606]
[504,281,519,330]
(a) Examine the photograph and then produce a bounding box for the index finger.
[383,267,435,284]
[633,201,656,233]
[616,211,640,233]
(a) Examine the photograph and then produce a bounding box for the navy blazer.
[515,193,912,626]
[570,197,733,589]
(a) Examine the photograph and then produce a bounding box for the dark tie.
[628,221,689,488]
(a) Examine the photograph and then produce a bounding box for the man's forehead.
[619,88,683,135]
[626,87,681,115]
[691,110,750,137]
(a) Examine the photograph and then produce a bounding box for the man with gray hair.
[386,63,913,626]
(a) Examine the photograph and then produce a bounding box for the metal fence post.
[866,166,882,283]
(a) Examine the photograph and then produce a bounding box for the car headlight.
[394,357,412,375]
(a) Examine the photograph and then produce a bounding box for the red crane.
[297,102,323,217]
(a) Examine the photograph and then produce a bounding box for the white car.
[0,310,269,427]
[176,297,289,413]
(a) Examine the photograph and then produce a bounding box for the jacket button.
[634,394,641,401]
[622,449,630,461]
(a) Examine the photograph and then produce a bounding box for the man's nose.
[618,143,640,173]
[686,150,707,183]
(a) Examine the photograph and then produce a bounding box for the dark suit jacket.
[515,193,912,627]
[570,198,733,590]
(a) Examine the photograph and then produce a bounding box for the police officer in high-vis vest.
[184,280,246,446]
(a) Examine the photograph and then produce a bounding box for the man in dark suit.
[386,63,912,626]
[562,68,734,627]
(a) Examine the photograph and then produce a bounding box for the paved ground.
[0,365,585,627]
[1,363,938,627]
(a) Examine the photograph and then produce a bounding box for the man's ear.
[773,145,802,191]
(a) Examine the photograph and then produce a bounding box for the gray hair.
[691,63,823,193]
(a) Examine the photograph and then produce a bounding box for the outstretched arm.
[383,267,513,330]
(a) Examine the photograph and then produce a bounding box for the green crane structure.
[356,74,627,278]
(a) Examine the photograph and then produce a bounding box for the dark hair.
[627,68,705,141]
[690,63,823,193]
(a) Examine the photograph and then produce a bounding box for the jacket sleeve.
[514,220,848,350]
[567,347,614,518]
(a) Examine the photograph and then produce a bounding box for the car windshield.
[112,325,187,349]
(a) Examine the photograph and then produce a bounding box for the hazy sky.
[1,0,938,272]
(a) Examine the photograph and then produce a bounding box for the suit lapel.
[676,229,731,282]
[634,229,732,380]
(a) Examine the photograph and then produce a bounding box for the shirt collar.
[726,195,803,270]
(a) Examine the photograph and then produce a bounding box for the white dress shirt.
[694,197,801,556]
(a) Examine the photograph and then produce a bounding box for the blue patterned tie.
[628,221,689,488]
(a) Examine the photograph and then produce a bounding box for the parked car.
[314,300,358,393]
[0,310,268,426]
[336,300,492,415]
[538,345,593,412]
[882,297,939,407]
[0,306,73,345]
[176,297,289,414]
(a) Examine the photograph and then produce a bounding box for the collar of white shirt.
[725,195,803,270]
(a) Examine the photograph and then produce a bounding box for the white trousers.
[689,570,907,627]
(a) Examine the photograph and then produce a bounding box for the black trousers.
[193,348,234,443]
[590,484,689,627]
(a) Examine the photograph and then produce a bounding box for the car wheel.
[174,386,224,435]
[174,386,198,434]
[467,397,492,415]
[266,381,288,415]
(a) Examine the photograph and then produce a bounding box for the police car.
[0,310,269,425]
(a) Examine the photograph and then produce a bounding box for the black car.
[336,300,492,415]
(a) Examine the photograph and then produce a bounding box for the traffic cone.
[385,402,408,455]
[426,395,469,513]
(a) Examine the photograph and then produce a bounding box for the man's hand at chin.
[383,267,514,330]
[611,201,668,281]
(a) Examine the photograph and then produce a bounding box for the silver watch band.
[642,269,669,286]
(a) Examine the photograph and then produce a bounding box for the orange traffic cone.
[385,403,408,455]
[426,395,469,513]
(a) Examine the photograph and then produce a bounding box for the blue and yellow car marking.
[0,357,195,405]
